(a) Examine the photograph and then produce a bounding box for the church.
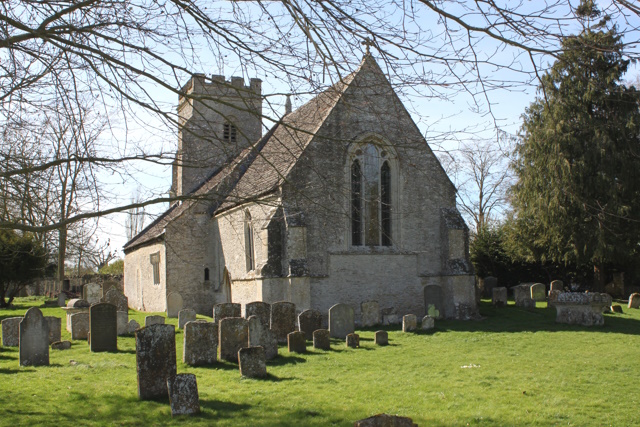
[123,54,477,321]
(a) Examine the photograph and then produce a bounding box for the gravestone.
[70,312,90,340]
[298,309,322,340]
[183,321,218,366]
[127,319,141,334]
[402,314,417,332]
[145,315,165,327]
[247,315,278,360]
[19,307,49,366]
[101,288,128,313]
[245,301,271,327]
[2,317,22,347]
[167,373,200,416]
[90,303,117,352]
[492,287,508,307]
[58,293,66,307]
[550,280,564,292]
[83,283,102,305]
[611,305,623,313]
[548,290,561,309]
[421,316,435,330]
[51,340,71,350]
[270,301,296,343]
[628,293,640,309]
[483,276,498,298]
[354,414,417,427]
[360,300,381,327]
[423,285,443,319]
[312,329,331,350]
[117,311,129,335]
[219,317,249,363]
[375,330,388,346]
[238,346,267,378]
[135,324,177,400]
[513,284,533,307]
[329,303,354,339]
[179,309,197,329]
[166,292,183,318]
[45,316,61,344]
[346,333,360,348]
[287,331,306,353]
[531,283,546,302]
[213,303,241,323]
[67,298,91,308]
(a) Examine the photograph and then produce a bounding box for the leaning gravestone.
[492,287,508,307]
[360,300,381,327]
[421,315,435,330]
[531,283,546,302]
[45,316,61,344]
[90,303,117,352]
[423,285,443,319]
[179,309,197,329]
[298,309,322,340]
[375,330,388,346]
[117,311,129,336]
[312,329,330,350]
[213,303,241,323]
[238,346,267,378]
[402,314,417,332]
[183,321,218,366]
[19,307,49,366]
[136,324,177,400]
[70,312,90,340]
[354,414,417,427]
[287,331,306,353]
[247,315,278,360]
[346,333,359,348]
[219,317,249,363]
[167,373,200,416]
[2,317,22,347]
[329,303,354,339]
[245,301,271,327]
[550,280,564,292]
[166,292,183,318]
[145,315,165,327]
[101,289,128,313]
[628,293,640,309]
[83,283,102,305]
[270,301,296,343]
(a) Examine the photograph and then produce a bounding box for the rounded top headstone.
[67,299,91,308]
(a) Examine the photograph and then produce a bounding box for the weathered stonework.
[312,329,331,350]
[374,330,388,346]
[492,287,507,307]
[287,331,307,353]
[219,317,248,363]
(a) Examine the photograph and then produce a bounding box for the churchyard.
[1,297,640,426]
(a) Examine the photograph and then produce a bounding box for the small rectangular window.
[223,123,237,143]
[149,252,161,285]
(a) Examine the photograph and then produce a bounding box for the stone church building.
[123,54,477,321]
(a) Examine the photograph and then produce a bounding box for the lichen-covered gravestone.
[2,317,22,347]
[136,324,177,400]
[101,288,128,313]
[492,287,508,307]
[328,303,354,339]
[247,316,278,360]
[90,303,117,352]
[166,292,183,318]
[183,321,218,366]
[83,283,102,305]
[287,331,306,353]
[346,333,359,348]
[70,312,90,340]
[423,285,443,319]
[219,317,248,363]
[238,346,267,378]
[360,300,381,327]
[402,314,417,332]
[421,316,435,330]
[312,329,330,350]
[513,284,533,307]
[45,316,61,344]
[298,309,322,340]
[530,283,546,302]
[167,373,200,416]
[374,330,388,346]
[19,307,49,366]
[270,301,296,343]
[628,293,640,309]
[178,309,197,329]
[145,315,165,327]
[213,303,241,323]
[245,301,271,327]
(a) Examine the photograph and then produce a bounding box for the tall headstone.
[45,316,61,344]
[530,283,546,302]
[117,311,129,336]
[550,280,564,292]
[219,317,249,363]
[2,317,22,347]
[238,346,267,378]
[492,287,508,307]
[245,301,271,327]
[136,324,177,400]
[213,303,241,323]
[166,292,183,318]
[287,331,306,353]
[270,301,296,343]
[83,283,102,305]
[402,314,417,332]
[360,301,381,327]
[183,321,218,366]
[70,312,90,340]
[179,309,197,329]
[145,315,165,327]
[628,293,640,309]
[90,302,117,352]
[423,285,443,319]
[298,309,322,340]
[312,329,330,350]
[101,288,128,313]
[247,315,278,360]
[19,307,49,366]
[328,303,354,339]
[167,374,200,416]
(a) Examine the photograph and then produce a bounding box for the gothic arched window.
[244,210,255,271]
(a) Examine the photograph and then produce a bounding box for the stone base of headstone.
[374,330,388,346]
[354,413,417,427]
[167,373,200,416]
[312,329,330,350]
[421,316,435,330]
[51,340,72,350]
[238,346,267,378]
[402,314,417,332]
[287,331,306,353]
[492,287,508,307]
[346,333,359,348]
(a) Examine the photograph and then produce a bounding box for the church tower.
[172,74,263,197]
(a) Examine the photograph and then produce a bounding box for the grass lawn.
[1,297,639,426]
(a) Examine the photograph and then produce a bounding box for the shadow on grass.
[242,373,293,382]
[268,355,306,366]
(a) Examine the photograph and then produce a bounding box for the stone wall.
[124,241,166,312]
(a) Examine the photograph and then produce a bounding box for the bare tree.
[125,188,146,241]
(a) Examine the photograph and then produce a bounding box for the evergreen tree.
[511,5,640,290]
[0,229,47,307]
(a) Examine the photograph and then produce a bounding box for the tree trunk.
[593,262,606,292]
[58,227,67,292]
